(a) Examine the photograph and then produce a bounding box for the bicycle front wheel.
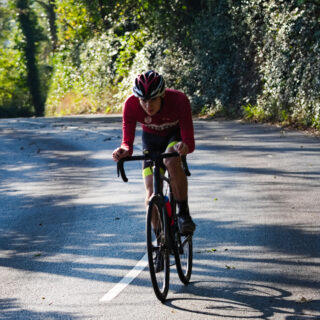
[174,232,193,284]
[146,195,170,302]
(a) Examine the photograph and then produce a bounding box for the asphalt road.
[0,115,319,320]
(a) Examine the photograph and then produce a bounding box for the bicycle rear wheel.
[174,232,193,284]
[146,195,170,302]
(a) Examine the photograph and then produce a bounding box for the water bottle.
[164,196,174,226]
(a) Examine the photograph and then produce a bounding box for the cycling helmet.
[133,70,165,100]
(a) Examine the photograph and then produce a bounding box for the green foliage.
[46,0,150,116]
[0,3,33,116]
[1,0,320,130]
[237,0,320,127]
[0,46,33,117]
[183,5,239,114]
[242,104,267,121]
[116,29,147,78]
[55,0,94,44]
[45,0,320,129]
[46,31,126,116]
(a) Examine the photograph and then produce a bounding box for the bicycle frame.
[117,152,193,300]
[117,151,190,244]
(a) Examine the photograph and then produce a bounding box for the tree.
[16,0,45,116]
[35,0,58,50]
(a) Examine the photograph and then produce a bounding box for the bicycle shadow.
[161,217,320,319]
[166,280,320,319]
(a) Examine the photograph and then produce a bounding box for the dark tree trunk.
[16,0,44,116]
[47,0,58,50]
[35,0,58,50]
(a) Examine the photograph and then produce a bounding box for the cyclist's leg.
[163,130,188,203]
[164,142,188,202]
[143,161,161,235]
[164,138,195,234]
[142,130,195,234]
[143,167,153,207]
[142,130,156,206]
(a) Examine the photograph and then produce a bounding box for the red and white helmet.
[133,70,165,100]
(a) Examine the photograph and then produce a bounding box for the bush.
[46,33,122,116]
[44,0,320,131]
[238,0,320,127]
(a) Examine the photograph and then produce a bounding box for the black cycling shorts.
[142,128,181,177]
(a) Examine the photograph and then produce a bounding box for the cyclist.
[112,70,196,235]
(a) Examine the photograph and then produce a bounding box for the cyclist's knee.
[164,156,180,171]
[144,174,153,206]
[146,187,153,198]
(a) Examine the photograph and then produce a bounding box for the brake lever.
[181,155,191,177]
[117,159,128,182]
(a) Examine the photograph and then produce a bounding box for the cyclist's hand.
[112,147,129,162]
[174,142,189,155]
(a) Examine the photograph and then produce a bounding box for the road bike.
[117,151,193,302]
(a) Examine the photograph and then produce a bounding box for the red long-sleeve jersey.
[121,89,195,155]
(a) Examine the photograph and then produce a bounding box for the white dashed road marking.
[99,254,148,302]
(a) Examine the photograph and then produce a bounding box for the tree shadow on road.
[0,298,79,320]
[1,117,320,319]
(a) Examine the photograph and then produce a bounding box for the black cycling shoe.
[154,251,164,273]
[178,215,196,235]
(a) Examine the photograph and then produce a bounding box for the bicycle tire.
[146,195,170,302]
[174,232,193,284]
[168,197,193,284]
[172,197,192,284]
